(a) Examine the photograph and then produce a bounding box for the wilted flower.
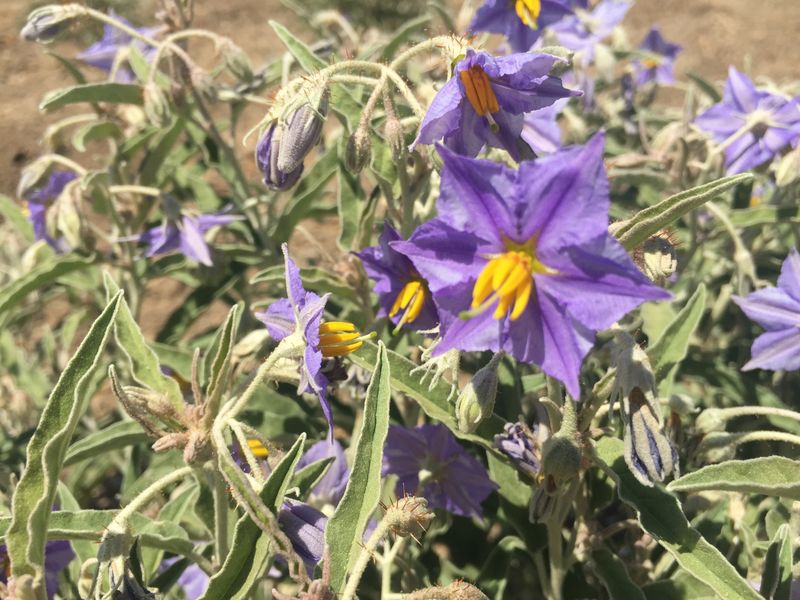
[0,541,74,600]
[394,135,670,398]
[139,201,241,267]
[357,222,438,332]
[382,424,498,518]
[412,49,577,160]
[632,27,682,86]
[494,420,544,481]
[469,0,575,53]
[256,244,371,437]
[295,439,350,509]
[694,67,800,174]
[733,248,800,371]
[77,12,159,82]
[521,98,568,155]
[550,0,631,67]
[21,170,76,252]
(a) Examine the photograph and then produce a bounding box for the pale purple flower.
[412,49,578,160]
[22,170,76,252]
[394,135,670,398]
[632,27,682,86]
[295,439,350,507]
[0,541,74,600]
[357,222,438,331]
[550,0,631,67]
[694,67,800,174]
[382,424,498,518]
[469,0,575,53]
[521,98,568,155]
[175,563,208,599]
[278,500,326,574]
[78,12,159,82]
[733,248,800,371]
[494,421,542,480]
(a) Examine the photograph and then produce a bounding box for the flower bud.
[143,82,172,127]
[455,354,500,434]
[344,127,372,173]
[634,230,678,285]
[276,89,330,174]
[776,145,800,187]
[256,122,303,191]
[529,480,557,523]
[221,40,254,82]
[695,407,725,434]
[20,4,81,43]
[668,393,696,416]
[540,435,582,485]
[385,495,434,539]
[16,158,51,199]
[48,180,86,251]
[384,112,406,160]
[405,581,489,600]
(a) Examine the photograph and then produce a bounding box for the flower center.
[468,243,553,321]
[515,0,541,28]
[459,65,500,119]
[641,57,661,69]
[389,280,427,328]
[318,321,371,357]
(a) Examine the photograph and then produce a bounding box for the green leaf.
[379,15,430,61]
[647,284,706,380]
[337,165,362,250]
[760,524,793,600]
[200,434,306,600]
[72,120,123,152]
[140,118,186,186]
[592,549,646,600]
[6,293,122,595]
[326,341,392,593]
[0,254,95,325]
[204,304,241,421]
[667,457,800,500]
[0,194,34,242]
[348,342,504,454]
[293,457,334,498]
[616,174,753,250]
[269,21,326,73]
[687,72,722,102]
[40,83,143,112]
[104,274,183,410]
[595,437,760,600]
[64,420,149,466]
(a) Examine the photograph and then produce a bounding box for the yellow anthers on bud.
[389,280,427,328]
[459,65,500,118]
[247,438,269,459]
[318,321,372,358]
[470,247,552,321]
[515,0,542,29]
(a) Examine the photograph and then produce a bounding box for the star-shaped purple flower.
[521,97,568,155]
[550,0,630,67]
[469,0,575,53]
[139,211,240,267]
[255,244,334,437]
[0,541,74,600]
[733,248,800,371]
[694,67,800,174]
[382,424,498,518]
[78,12,159,82]
[632,27,682,86]
[357,222,438,331]
[22,170,76,252]
[412,49,578,160]
[394,134,670,398]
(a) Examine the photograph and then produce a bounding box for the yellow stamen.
[459,65,500,117]
[641,57,660,69]
[469,240,554,322]
[21,201,30,218]
[318,321,372,357]
[247,438,269,459]
[515,0,541,29]
[389,280,428,329]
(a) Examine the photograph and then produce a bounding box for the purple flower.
[733,248,800,371]
[550,0,630,67]
[494,421,543,480]
[394,135,670,398]
[0,541,74,600]
[22,170,76,252]
[521,98,568,155]
[382,424,498,518]
[256,122,304,191]
[357,222,438,331]
[175,563,208,600]
[469,0,575,53]
[295,439,350,508]
[412,49,578,160]
[278,500,326,575]
[632,27,682,86]
[694,67,800,174]
[78,13,159,82]
[139,206,240,267]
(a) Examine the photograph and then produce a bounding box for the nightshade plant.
[2,0,800,599]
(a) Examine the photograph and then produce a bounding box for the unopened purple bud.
[21,5,81,43]
[256,122,304,191]
[276,89,330,174]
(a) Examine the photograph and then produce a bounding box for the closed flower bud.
[384,112,406,160]
[143,82,172,127]
[634,230,678,285]
[256,122,303,191]
[385,496,434,539]
[221,40,254,82]
[669,393,696,416]
[695,407,725,434]
[276,89,330,174]
[540,435,582,484]
[529,480,558,523]
[455,353,501,434]
[345,127,372,173]
[20,4,82,43]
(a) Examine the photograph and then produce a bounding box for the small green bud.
[541,436,582,484]
[775,145,800,187]
[143,82,172,127]
[669,393,696,416]
[344,127,372,173]
[634,231,678,285]
[385,495,434,539]
[221,40,254,82]
[384,113,406,160]
[695,408,725,434]
[455,354,501,434]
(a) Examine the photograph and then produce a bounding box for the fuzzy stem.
[108,466,194,531]
[711,405,800,423]
[705,430,800,449]
[380,536,408,598]
[108,185,162,197]
[211,471,230,567]
[389,35,455,70]
[342,518,391,600]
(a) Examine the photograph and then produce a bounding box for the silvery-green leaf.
[759,524,793,600]
[592,549,646,600]
[667,457,800,500]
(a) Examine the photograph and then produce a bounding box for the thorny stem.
[342,518,391,600]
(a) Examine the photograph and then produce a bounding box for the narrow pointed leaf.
[40,83,144,112]
[269,21,326,73]
[667,457,800,500]
[647,284,706,380]
[759,524,793,600]
[592,549,647,600]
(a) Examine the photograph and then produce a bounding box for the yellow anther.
[515,0,541,28]
[318,321,370,357]
[641,57,660,69]
[247,438,269,459]
[459,65,500,117]
[390,280,427,327]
